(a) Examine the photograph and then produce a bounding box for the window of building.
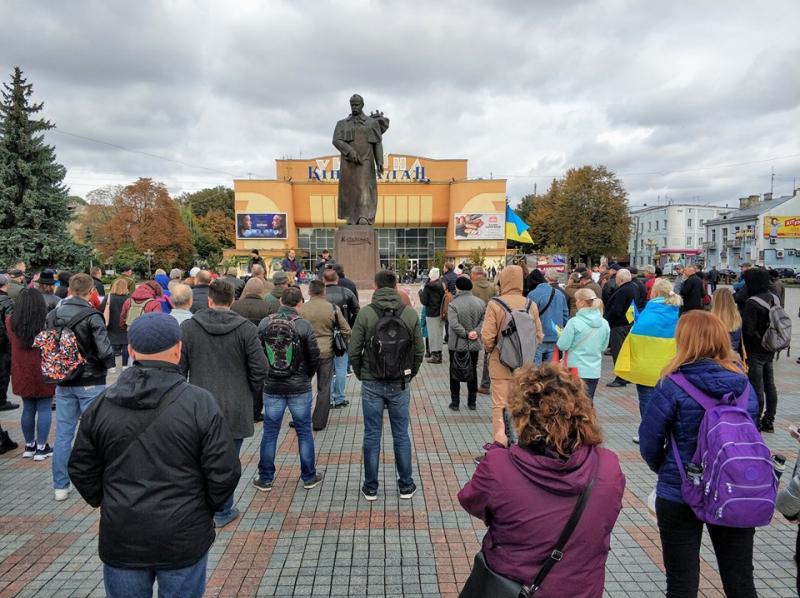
[688,218,692,228]
[655,220,659,230]
[699,236,704,245]
[648,221,651,232]
[687,236,693,247]
[377,227,447,272]
[664,219,668,229]
[722,227,728,239]
[700,219,704,226]
[712,229,716,242]
[641,238,645,249]
[297,228,336,272]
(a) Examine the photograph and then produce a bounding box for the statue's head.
[350,94,364,115]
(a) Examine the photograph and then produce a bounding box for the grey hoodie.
[179,309,268,438]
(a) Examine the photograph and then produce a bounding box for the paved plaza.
[1,288,800,597]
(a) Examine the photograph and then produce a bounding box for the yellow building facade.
[231,154,507,273]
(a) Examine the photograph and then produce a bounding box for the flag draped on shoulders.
[614,297,680,387]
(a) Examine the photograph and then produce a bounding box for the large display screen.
[454,212,505,240]
[236,213,288,239]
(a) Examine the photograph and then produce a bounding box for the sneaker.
[54,488,70,501]
[362,487,378,501]
[252,476,273,492]
[33,444,53,461]
[346,371,353,377]
[333,400,349,409]
[303,472,324,490]
[214,507,240,528]
[399,484,417,499]
[632,435,640,444]
[22,443,37,458]
[473,455,484,465]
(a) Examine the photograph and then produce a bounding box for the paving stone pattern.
[1,287,799,597]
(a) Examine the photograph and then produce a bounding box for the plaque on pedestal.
[334,226,379,289]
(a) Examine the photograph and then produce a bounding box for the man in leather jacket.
[46,273,114,501]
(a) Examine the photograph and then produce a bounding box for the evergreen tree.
[0,67,87,269]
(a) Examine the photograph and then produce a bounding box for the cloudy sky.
[2,0,798,208]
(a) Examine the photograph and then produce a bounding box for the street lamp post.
[144,249,154,278]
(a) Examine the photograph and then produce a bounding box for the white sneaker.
[108,367,118,374]
[632,435,640,444]
[22,444,36,458]
[54,488,70,501]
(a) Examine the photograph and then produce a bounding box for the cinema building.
[229,155,508,274]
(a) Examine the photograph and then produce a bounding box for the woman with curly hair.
[458,363,625,597]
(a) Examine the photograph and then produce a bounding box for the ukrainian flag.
[506,206,534,244]
[614,299,680,387]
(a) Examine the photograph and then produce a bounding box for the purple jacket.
[458,442,625,597]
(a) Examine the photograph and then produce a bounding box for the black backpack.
[262,313,302,378]
[367,304,413,381]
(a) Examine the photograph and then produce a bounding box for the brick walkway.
[1,288,799,597]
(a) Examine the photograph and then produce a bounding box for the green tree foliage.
[180,205,221,265]
[178,186,234,219]
[518,167,630,263]
[0,67,88,269]
[468,246,488,267]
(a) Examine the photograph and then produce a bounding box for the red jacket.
[458,443,624,596]
[120,284,162,330]
[6,316,55,399]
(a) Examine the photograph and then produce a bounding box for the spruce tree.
[0,67,87,269]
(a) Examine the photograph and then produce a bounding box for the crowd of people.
[0,253,796,597]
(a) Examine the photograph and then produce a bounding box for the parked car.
[770,267,795,278]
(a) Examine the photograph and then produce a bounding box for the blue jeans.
[53,385,105,489]
[21,397,52,446]
[104,552,207,598]
[258,391,316,483]
[331,354,348,405]
[637,384,656,420]
[216,438,243,518]
[361,380,413,492]
[582,378,599,403]
[535,341,557,365]
[112,344,129,367]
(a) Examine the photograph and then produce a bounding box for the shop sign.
[454,212,505,240]
[308,156,427,182]
[764,215,800,238]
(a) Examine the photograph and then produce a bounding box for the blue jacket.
[527,283,568,343]
[639,360,758,504]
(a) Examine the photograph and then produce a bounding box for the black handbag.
[459,469,597,598]
[332,307,348,357]
[450,350,474,382]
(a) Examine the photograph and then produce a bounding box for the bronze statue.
[332,94,389,225]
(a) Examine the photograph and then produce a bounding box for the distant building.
[628,203,726,269]
[704,189,800,270]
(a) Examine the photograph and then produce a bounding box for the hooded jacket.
[258,306,321,395]
[419,278,446,316]
[264,285,284,315]
[348,287,424,381]
[471,277,496,306]
[481,266,544,380]
[556,308,610,379]
[231,293,272,326]
[68,361,241,569]
[120,284,163,329]
[180,309,268,439]
[154,273,172,314]
[46,297,114,386]
[639,360,758,504]
[458,442,625,595]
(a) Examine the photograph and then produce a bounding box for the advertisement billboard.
[763,215,800,239]
[236,213,288,240]
[454,212,505,240]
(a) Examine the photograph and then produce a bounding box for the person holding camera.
[458,363,625,597]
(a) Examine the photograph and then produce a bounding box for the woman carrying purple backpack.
[640,310,761,598]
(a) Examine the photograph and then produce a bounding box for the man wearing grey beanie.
[69,312,241,598]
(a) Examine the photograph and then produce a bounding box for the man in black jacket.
[333,263,359,301]
[324,268,360,403]
[679,265,705,313]
[604,269,638,387]
[180,279,268,527]
[221,266,245,300]
[253,286,323,493]
[69,313,240,598]
[0,274,17,411]
[90,266,106,297]
[190,270,212,313]
[47,273,115,501]
[742,267,780,432]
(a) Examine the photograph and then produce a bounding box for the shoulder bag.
[538,286,557,317]
[332,305,348,357]
[459,467,597,598]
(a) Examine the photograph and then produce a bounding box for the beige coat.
[481,265,544,380]
[299,296,350,359]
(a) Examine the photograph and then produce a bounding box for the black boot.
[0,429,18,454]
[449,398,460,411]
[424,338,431,359]
[467,395,477,410]
[761,418,775,433]
[434,351,443,364]
[0,400,19,411]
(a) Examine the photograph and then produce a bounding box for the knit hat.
[429,268,440,281]
[455,277,473,291]
[608,263,621,271]
[128,313,182,354]
[272,271,289,285]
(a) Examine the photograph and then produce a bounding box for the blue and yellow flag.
[614,299,680,387]
[505,206,534,244]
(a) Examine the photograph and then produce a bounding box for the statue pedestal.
[334,226,379,289]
